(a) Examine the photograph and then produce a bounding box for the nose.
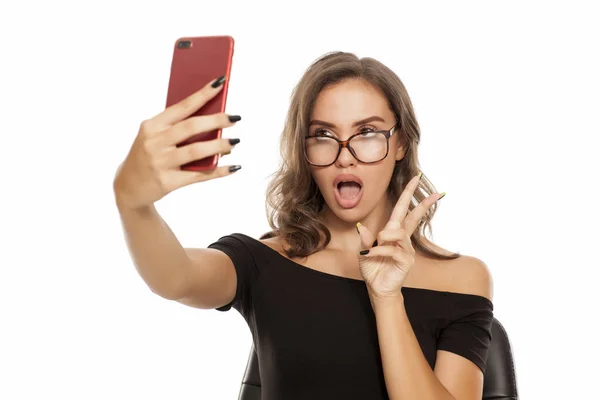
[335,145,357,168]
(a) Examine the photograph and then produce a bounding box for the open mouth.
[337,181,362,198]
[333,174,363,209]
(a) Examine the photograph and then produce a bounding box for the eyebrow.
[308,115,386,128]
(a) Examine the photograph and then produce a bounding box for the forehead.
[310,78,393,122]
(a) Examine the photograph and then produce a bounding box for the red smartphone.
[165,35,234,171]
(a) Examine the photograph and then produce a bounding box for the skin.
[309,78,404,252]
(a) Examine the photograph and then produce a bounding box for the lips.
[333,174,363,209]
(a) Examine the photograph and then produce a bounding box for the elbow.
[147,275,189,301]
[150,285,180,300]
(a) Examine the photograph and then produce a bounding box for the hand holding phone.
[113,77,242,211]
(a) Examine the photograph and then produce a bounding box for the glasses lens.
[351,132,388,162]
[305,131,389,165]
[305,136,339,165]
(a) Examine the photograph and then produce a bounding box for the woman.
[114,51,494,399]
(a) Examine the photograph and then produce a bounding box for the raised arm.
[113,75,241,308]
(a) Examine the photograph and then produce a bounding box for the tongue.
[338,182,361,199]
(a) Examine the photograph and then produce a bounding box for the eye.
[313,128,334,138]
[357,126,377,136]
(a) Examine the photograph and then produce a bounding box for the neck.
[319,191,395,252]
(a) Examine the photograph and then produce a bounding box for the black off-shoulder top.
[208,233,493,400]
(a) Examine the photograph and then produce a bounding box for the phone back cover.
[166,35,234,170]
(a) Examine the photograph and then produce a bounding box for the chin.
[333,209,364,223]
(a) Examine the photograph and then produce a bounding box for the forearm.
[115,199,191,299]
[370,294,455,400]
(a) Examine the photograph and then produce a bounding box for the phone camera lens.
[177,40,191,49]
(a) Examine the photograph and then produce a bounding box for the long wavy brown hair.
[260,51,460,262]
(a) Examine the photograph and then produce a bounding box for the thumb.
[356,222,377,251]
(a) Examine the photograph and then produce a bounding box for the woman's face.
[307,78,405,223]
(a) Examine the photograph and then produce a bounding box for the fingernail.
[229,165,242,173]
[418,171,423,181]
[229,138,240,145]
[372,240,378,247]
[359,249,370,255]
[228,115,242,123]
[437,192,446,201]
[356,222,362,234]
[212,75,226,88]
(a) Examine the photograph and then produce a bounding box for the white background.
[1,0,598,398]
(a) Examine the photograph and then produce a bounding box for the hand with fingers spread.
[113,75,242,210]
[355,173,446,300]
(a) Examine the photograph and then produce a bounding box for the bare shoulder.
[445,255,494,302]
[417,238,494,302]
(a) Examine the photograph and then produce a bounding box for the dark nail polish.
[229,138,240,145]
[359,249,370,255]
[211,75,226,88]
[229,165,242,173]
[437,192,446,201]
[372,240,378,247]
[228,115,241,123]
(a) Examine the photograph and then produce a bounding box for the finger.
[403,192,445,235]
[376,228,414,256]
[359,245,411,265]
[167,137,240,168]
[152,75,227,128]
[377,227,407,246]
[356,222,377,250]
[167,164,242,191]
[388,172,423,224]
[160,112,241,148]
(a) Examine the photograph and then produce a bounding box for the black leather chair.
[237,317,518,400]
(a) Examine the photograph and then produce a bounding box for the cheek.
[365,163,396,194]
[310,169,329,192]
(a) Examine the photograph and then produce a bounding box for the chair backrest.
[238,317,518,400]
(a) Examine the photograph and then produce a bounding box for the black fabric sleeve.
[436,296,494,373]
[207,234,259,315]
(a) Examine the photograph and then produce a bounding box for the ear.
[392,127,407,162]
[395,143,406,162]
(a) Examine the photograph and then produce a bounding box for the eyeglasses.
[304,125,397,167]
